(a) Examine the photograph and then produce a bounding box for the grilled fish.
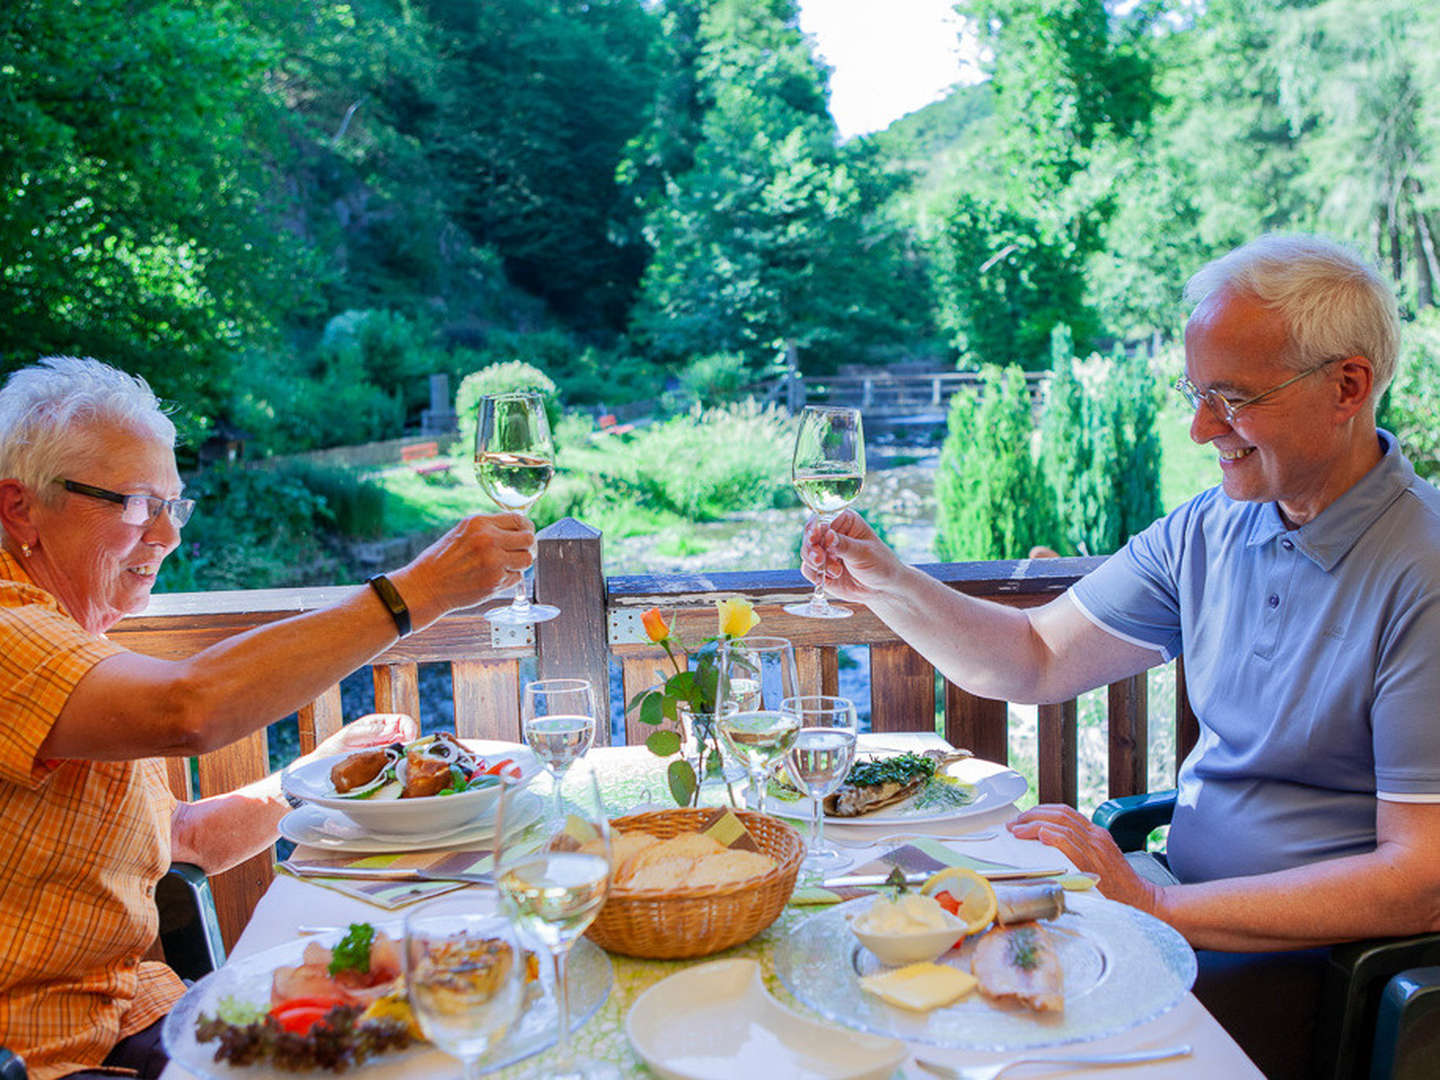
[970,922,1064,1012]
[823,749,971,817]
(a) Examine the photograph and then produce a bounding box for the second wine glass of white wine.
[474,391,559,625]
[786,405,865,619]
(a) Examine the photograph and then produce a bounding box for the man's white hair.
[1184,233,1401,398]
[0,356,176,534]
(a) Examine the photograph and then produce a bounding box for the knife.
[823,867,1068,888]
[281,863,494,885]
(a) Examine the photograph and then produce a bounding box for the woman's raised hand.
[799,508,907,606]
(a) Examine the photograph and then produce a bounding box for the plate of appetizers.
[774,891,1195,1050]
[162,920,612,1078]
[278,790,545,854]
[281,736,540,838]
[772,753,1028,826]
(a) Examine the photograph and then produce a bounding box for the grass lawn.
[1158,397,1222,511]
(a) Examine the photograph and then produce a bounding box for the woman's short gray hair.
[0,356,176,507]
[1184,233,1401,398]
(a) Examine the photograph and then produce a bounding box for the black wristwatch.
[366,573,412,638]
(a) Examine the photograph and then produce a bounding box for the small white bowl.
[281,738,540,838]
[848,903,968,966]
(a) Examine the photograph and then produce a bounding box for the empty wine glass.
[404,897,525,1080]
[716,636,798,814]
[782,695,859,877]
[786,405,865,619]
[475,391,559,625]
[523,678,597,822]
[496,759,612,1080]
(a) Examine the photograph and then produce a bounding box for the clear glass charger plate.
[773,893,1196,1051]
[163,926,612,1078]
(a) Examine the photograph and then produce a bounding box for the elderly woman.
[0,356,534,1080]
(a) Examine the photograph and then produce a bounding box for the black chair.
[1095,790,1440,1080]
[0,862,224,1079]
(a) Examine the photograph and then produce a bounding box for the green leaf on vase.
[646,730,681,756]
[667,760,698,806]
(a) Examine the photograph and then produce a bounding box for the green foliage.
[677,353,750,402]
[1380,310,1440,482]
[935,366,1056,560]
[454,361,561,457]
[1040,330,1165,556]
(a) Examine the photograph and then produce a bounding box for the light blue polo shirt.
[1070,431,1440,883]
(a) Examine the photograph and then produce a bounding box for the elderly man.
[0,356,534,1078]
[802,234,1440,1075]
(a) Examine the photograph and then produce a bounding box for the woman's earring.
[20,543,32,557]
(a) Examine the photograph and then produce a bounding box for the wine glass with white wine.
[496,758,613,1080]
[786,405,865,619]
[475,391,559,625]
[782,695,859,877]
[715,636,799,815]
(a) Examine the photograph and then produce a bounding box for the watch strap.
[366,573,412,638]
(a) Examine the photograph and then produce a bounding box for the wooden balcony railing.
[110,518,1198,947]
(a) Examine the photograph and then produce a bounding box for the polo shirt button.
[1281,539,1294,551]
[1267,594,1280,608]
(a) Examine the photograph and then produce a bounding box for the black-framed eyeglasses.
[1173,357,1348,426]
[56,479,195,528]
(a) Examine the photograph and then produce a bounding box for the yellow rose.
[641,607,670,643]
[716,597,760,638]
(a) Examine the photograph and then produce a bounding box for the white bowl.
[848,902,968,966]
[626,958,906,1080]
[280,738,540,838]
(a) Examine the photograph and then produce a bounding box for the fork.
[915,1044,1192,1080]
[826,829,998,848]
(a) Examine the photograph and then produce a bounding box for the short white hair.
[0,357,176,528]
[1184,233,1400,397]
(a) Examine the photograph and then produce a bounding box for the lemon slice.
[920,867,998,934]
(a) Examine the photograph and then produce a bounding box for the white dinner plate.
[772,756,1028,827]
[626,958,906,1080]
[278,790,544,853]
[774,892,1196,1051]
[162,923,612,1079]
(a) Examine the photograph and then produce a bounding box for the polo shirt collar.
[1243,429,1410,571]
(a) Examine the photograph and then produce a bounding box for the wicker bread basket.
[585,808,804,959]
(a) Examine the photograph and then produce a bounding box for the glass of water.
[404,897,524,1080]
[782,695,859,876]
[523,678,597,822]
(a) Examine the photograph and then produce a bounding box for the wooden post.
[784,340,805,413]
[1037,699,1078,806]
[534,518,612,744]
[1175,655,1199,777]
[1107,674,1148,798]
[944,682,1008,764]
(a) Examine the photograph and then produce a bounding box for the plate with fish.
[773,892,1196,1050]
[772,752,1027,826]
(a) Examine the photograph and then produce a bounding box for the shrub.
[935,365,1056,560]
[454,361,561,456]
[1040,328,1164,556]
[677,353,751,404]
[1380,310,1440,483]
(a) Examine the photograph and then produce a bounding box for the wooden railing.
[110,518,1197,947]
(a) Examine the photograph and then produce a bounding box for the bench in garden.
[400,440,451,477]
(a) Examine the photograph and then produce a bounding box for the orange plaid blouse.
[0,551,185,1079]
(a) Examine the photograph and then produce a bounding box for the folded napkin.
[790,838,1024,906]
[277,845,497,909]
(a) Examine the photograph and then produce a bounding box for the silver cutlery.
[281,863,494,885]
[824,867,1068,888]
[826,829,999,848]
[915,1044,1192,1080]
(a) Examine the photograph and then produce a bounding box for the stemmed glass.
[475,391,559,625]
[404,897,525,1080]
[496,759,612,1080]
[523,678,597,822]
[782,695,859,877]
[786,404,866,619]
[715,635,799,814]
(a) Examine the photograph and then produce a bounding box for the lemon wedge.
[920,867,998,934]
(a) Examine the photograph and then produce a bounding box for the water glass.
[523,678,597,822]
[782,695,859,876]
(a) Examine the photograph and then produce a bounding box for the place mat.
[791,838,1024,905]
[275,844,496,909]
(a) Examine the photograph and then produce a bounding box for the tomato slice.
[483,758,522,779]
[270,997,344,1036]
[933,890,961,917]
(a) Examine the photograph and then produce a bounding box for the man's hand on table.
[1008,803,1164,914]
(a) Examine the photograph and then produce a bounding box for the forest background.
[5,0,1440,594]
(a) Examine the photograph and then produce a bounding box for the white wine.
[475,451,554,511]
[792,468,863,516]
[524,714,595,772]
[498,851,610,949]
[725,676,761,712]
[786,728,857,798]
[717,710,801,773]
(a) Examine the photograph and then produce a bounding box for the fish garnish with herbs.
[823,749,973,817]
